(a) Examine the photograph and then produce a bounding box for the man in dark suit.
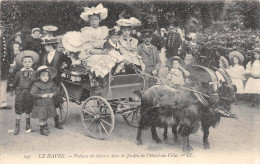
[0,22,12,109]
[137,29,161,90]
[41,37,72,129]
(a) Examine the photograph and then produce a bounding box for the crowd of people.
[0,3,259,137]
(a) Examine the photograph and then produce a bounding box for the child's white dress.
[244,60,260,94]
[81,26,109,50]
[228,65,245,93]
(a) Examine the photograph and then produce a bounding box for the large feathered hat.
[80,3,108,22]
[116,13,141,27]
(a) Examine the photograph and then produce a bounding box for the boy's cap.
[140,29,153,37]
[42,25,58,32]
[41,37,60,45]
[15,50,39,66]
[32,28,41,34]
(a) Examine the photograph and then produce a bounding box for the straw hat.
[33,66,57,80]
[219,56,230,69]
[80,3,108,22]
[253,47,260,53]
[116,17,141,27]
[31,28,41,34]
[228,51,244,62]
[166,56,186,69]
[42,25,58,32]
[15,50,39,66]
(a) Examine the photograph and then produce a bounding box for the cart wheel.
[81,96,115,139]
[122,99,141,128]
[57,82,69,123]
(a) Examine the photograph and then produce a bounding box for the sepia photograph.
[0,0,260,164]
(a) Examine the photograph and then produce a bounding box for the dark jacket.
[151,33,162,51]
[165,31,182,58]
[42,51,71,83]
[137,43,161,74]
[1,36,12,80]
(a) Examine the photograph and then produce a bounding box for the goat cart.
[57,63,144,139]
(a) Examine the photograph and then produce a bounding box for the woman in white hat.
[116,14,141,55]
[244,48,260,106]
[228,51,245,94]
[80,3,109,55]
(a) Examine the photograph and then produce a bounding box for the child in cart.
[12,50,39,135]
[103,28,121,51]
[166,56,190,86]
[30,66,59,136]
[80,3,110,56]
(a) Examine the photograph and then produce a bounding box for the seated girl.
[80,3,109,56]
[166,56,190,86]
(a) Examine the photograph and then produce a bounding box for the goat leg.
[151,123,161,143]
[163,126,168,141]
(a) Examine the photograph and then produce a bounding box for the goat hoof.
[204,143,210,150]
[183,146,193,152]
[137,140,143,145]
[155,138,161,143]
[164,136,168,141]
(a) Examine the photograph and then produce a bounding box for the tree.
[194,0,260,67]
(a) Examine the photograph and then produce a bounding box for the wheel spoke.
[100,118,111,126]
[86,102,96,114]
[99,115,112,118]
[99,124,103,138]
[83,118,92,121]
[61,103,68,110]
[131,112,135,124]
[99,121,109,135]
[87,121,95,130]
[83,109,94,115]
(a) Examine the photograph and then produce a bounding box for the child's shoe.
[45,123,50,133]
[14,123,20,135]
[25,118,32,132]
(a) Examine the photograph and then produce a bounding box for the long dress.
[30,81,58,119]
[228,65,245,93]
[244,60,260,94]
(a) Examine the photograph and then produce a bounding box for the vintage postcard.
[0,0,259,164]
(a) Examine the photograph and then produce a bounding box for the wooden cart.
[57,63,144,139]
